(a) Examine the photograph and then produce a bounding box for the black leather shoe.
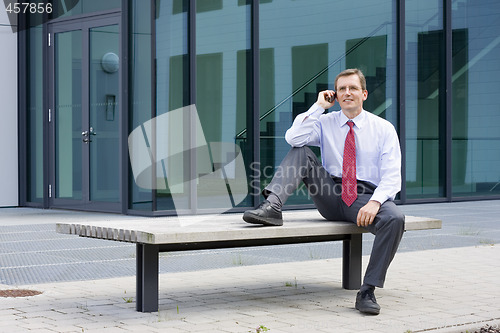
[242,200,283,226]
[355,289,381,315]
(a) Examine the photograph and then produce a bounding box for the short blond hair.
[334,68,367,91]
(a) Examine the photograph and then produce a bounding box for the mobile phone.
[326,92,336,103]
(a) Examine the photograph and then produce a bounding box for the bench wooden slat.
[56,211,441,245]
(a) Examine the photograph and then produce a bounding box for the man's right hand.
[317,90,336,109]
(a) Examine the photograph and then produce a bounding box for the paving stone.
[1,203,500,332]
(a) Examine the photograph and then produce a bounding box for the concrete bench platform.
[56,210,441,312]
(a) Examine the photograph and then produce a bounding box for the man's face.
[336,74,368,114]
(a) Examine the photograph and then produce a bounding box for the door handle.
[82,130,90,143]
[82,127,97,143]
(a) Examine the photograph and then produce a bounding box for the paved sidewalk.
[1,200,500,332]
[1,245,499,333]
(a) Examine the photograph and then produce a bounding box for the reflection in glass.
[452,1,500,197]
[27,25,44,203]
[154,0,189,212]
[52,0,121,19]
[405,0,445,198]
[260,0,396,205]
[129,0,153,210]
[55,30,82,199]
[196,0,252,210]
[89,25,120,202]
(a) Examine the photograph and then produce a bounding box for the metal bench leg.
[342,234,362,290]
[136,243,159,312]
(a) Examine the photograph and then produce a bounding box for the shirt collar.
[340,109,366,129]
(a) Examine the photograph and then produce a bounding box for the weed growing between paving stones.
[122,290,133,303]
[284,277,305,289]
[250,325,270,332]
[284,277,298,289]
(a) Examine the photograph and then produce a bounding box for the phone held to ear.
[325,92,336,103]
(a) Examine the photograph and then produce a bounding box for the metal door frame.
[47,13,122,213]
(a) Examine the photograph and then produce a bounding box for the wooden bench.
[56,210,441,312]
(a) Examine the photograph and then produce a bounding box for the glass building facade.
[18,0,500,215]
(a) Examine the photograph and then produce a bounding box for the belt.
[331,176,377,194]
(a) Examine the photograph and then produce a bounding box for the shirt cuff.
[369,192,390,205]
[308,103,325,117]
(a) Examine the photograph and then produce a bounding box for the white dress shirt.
[284,103,402,204]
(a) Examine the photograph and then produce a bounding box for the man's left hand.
[357,200,381,227]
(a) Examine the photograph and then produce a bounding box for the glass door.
[48,15,121,212]
[88,24,120,205]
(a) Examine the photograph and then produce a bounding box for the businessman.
[243,68,405,315]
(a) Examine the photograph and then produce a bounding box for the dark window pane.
[260,0,397,206]
[26,26,44,203]
[196,0,252,210]
[154,0,189,212]
[452,1,500,197]
[405,0,446,199]
[129,0,153,211]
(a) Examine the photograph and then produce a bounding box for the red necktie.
[342,121,357,206]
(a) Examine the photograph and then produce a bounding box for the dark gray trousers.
[263,147,405,288]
